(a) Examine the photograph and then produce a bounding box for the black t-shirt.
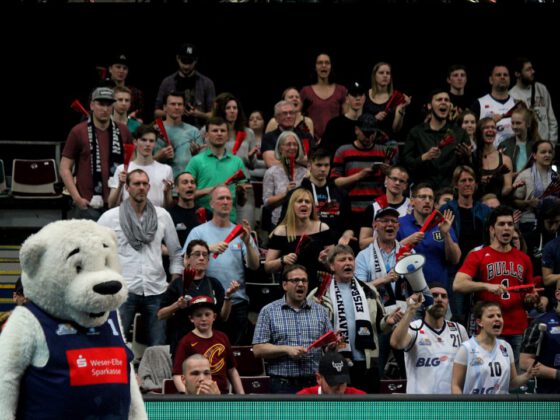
[268,229,334,290]
[167,205,213,247]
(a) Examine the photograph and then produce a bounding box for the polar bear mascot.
[0,220,147,419]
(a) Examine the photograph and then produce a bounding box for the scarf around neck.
[119,199,158,250]
[88,117,123,195]
[330,277,374,354]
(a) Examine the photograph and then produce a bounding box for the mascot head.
[19,220,127,328]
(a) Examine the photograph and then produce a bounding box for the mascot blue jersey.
[17,302,133,419]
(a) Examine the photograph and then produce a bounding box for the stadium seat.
[0,159,6,194]
[11,159,62,198]
[162,378,180,394]
[240,376,270,394]
[232,346,265,376]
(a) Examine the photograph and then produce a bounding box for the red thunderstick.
[196,207,208,224]
[70,99,89,118]
[123,144,135,172]
[396,210,444,259]
[307,330,338,350]
[438,133,455,149]
[224,169,246,185]
[213,224,244,259]
[232,131,247,155]
[315,271,333,303]
[182,268,196,297]
[384,90,406,113]
[295,234,312,255]
[155,118,172,147]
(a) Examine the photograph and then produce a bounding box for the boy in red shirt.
[172,296,244,394]
[297,352,366,395]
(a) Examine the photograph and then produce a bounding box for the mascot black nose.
[93,281,123,295]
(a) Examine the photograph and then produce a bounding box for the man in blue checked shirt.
[252,264,332,394]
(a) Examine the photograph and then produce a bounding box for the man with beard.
[454,206,537,365]
[510,57,557,144]
[390,283,468,394]
[60,87,132,220]
[308,245,400,393]
[397,183,461,292]
[253,265,332,394]
[98,169,183,346]
[402,88,470,189]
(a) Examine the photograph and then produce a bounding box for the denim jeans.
[119,292,166,346]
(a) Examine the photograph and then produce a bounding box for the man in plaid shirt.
[253,264,332,394]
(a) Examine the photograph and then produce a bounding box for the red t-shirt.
[172,329,235,394]
[458,246,533,335]
[297,385,366,395]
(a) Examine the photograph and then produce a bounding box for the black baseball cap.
[319,352,350,386]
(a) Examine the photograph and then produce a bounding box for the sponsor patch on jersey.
[447,322,457,332]
[432,231,443,242]
[499,344,509,358]
[56,323,77,335]
[418,338,432,346]
[86,327,100,336]
[358,327,371,336]
[470,357,484,367]
[67,347,128,386]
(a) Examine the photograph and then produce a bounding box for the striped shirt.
[253,296,332,377]
[330,142,398,213]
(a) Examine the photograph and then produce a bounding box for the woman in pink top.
[300,53,347,141]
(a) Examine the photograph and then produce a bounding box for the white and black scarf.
[330,277,374,354]
[88,117,123,195]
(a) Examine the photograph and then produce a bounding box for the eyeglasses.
[415,194,434,201]
[285,278,309,284]
[388,176,408,184]
[190,251,209,258]
[377,218,399,224]
[278,111,296,117]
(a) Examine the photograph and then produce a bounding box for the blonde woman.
[265,188,333,289]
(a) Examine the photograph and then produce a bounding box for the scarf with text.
[330,277,374,355]
[88,117,123,194]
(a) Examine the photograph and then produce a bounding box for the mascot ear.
[19,235,48,279]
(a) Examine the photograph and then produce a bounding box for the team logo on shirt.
[499,345,509,358]
[470,357,484,367]
[418,338,432,346]
[358,327,371,336]
[550,326,560,334]
[432,231,443,242]
[447,322,457,331]
[56,323,77,335]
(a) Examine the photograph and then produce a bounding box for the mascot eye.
[76,265,82,274]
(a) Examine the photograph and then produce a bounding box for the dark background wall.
[2,2,559,145]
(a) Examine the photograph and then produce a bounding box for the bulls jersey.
[455,337,513,394]
[404,319,468,394]
[459,246,533,335]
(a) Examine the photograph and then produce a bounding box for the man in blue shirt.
[397,183,460,292]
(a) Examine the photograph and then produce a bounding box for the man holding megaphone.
[390,283,468,394]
